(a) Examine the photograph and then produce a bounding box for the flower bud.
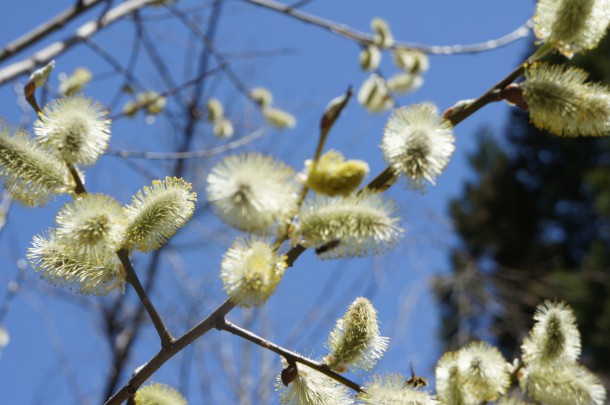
[358,74,394,113]
[206,153,299,232]
[124,177,197,252]
[325,297,389,372]
[296,193,402,259]
[305,150,369,196]
[213,117,234,138]
[207,98,224,121]
[28,229,125,295]
[386,73,423,95]
[0,122,73,206]
[29,60,55,89]
[358,374,438,405]
[381,103,455,190]
[276,360,352,405]
[371,17,394,48]
[521,300,581,365]
[59,67,92,95]
[250,87,273,107]
[457,341,510,401]
[360,44,382,71]
[34,95,111,166]
[519,363,606,405]
[262,107,296,129]
[393,49,429,74]
[522,62,610,137]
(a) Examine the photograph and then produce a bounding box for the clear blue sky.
[0,1,534,403]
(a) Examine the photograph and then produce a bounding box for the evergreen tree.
[436,38,610,375]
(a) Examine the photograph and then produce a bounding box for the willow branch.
[166,3,254,100]
[0,0,106,64]
[0,0,156,85]
[105,128,267,159]
[117,249,174,348]
[243,0,531,55]
[364,55,540,193]
[104,299,236,405]
[446,63,526,126]
[216,318,364,393]
[64,163,173,348]
[67,163,87,195]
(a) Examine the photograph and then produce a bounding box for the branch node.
[214,315,227,331]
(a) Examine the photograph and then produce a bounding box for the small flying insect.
[405,362,428,388]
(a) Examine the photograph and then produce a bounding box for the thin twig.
[243,0,531,55]
[0,262,24,323]
[0,0,156,85]
[64,161,174,349]
[133,12,186,108]
[104,299,236,405]
[166,3,254,101]
[117,249,174,348]
[67,163,87,195]
[446,63,526,126]
[0,0,106,63]
[216,318,364,393]
[105,127,267,159]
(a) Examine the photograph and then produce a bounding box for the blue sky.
[0,1,535,403]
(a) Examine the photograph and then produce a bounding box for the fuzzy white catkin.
[520,363,606,405]
[381,103,455,190]
[533,0,610,57]
[325,297,389,372]
[124,177,197,252]
[296,193,402,259]
[206,153,299,232]
[521,300,581,365]
[220,237,286,308]
[359,374,438,405]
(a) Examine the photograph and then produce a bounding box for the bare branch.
[105,127,268,160]
[243,0,531,55]
[117,249,174,348]
[104,299,236,405]
[0,0,106,64]
[216,318,365,393]
[0,0,157,85]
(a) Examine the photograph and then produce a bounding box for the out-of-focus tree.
[437,33,610,380]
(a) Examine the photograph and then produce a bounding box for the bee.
[405,363,428,388]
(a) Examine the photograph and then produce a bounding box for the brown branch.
[64,164,174,349]
[445,63,526,126]
[165,3,254,101]
[0,0,106,64]
[243,0,531,55]
[104,299,236,405]
[0,0,156,85]
[117,249,174,348]
[216,318,364,393]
